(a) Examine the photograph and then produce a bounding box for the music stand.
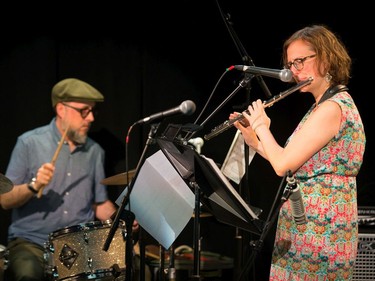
[192,153,264,235]
[155,135,203,280]
[156,131,264,235]
[156,126,265,280]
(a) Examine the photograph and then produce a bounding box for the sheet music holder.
[193,153,264,235]
[156,127,264,236]
[155,123,200,180]
[156,137,195,180]
[115,149,195,250]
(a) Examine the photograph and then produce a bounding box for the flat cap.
[51,78,104,107]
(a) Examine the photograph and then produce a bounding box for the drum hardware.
[111,263,123,278]
[59,244,78,269]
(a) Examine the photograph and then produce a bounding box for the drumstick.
[37,125,69,198]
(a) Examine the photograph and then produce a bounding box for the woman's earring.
[325,72,332,82]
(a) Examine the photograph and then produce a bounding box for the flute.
[204,77,313,141]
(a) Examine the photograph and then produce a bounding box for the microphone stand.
[215,2,274,280]
[199,76,252,129]
[196,74,253,281]
[103,122,161,281]
[194,76,253,280]
[215,0,272,99]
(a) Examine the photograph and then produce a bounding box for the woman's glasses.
[285,54,316,71]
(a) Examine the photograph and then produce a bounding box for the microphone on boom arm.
[233,65,294,82]
[135,100,196,125]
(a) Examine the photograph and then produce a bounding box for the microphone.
[286,171,307,225]
[188,137,204,154]
[136,100,196,124]
[233,65,293,82]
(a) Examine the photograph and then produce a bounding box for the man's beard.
[67,129,87,145]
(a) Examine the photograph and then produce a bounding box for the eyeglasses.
[285,54,316,71]
[62,103,97,119]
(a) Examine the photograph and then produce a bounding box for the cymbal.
[100,169,136,186]
[0,173,13,194]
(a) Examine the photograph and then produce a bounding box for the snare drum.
[45,220,126,280]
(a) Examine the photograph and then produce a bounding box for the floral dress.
[269,91,366,281]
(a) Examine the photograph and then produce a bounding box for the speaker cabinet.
[354,229,375,280]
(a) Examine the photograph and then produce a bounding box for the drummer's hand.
[34,163,55,190]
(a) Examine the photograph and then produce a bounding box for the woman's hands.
[229,99,270,154]
[245,99,270,132]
